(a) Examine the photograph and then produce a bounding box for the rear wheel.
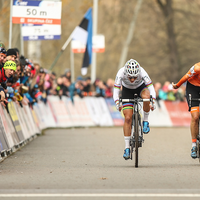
[130,134,133,160]
[197,136,200,162]
[134,113,139,168]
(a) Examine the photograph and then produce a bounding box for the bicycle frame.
[120,94,152,167]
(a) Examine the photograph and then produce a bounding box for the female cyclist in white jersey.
[113,59,156,160]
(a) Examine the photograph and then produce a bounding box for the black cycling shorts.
[121,83,147,101]
[186,81,200,109]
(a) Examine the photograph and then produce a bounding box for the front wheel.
[197,139,200,162]
[134,113,139,168]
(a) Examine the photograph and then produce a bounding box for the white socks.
[124,136,131,149]
[192,142,197,147]
[143,111,149,122]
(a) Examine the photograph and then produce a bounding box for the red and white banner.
[71,35,105,53]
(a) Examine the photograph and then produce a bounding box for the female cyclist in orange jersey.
[172,62,200,159]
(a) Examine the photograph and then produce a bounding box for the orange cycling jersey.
[176,62,200,87]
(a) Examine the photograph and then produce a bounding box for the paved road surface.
[0,127,200,199]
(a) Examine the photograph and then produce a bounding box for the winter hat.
[7,48,17,57]
[0,48,7,56]
[3,61,16,71]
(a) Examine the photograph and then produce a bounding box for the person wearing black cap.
[0,48,7,69]
[13,48,20,61]
[6,48,17,62]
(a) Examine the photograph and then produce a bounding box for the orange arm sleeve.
[176,74,189,87]
[176,64,200,87]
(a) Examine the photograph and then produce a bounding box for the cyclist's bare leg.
[141,89,151,133]
[123,108,133,157]
[141,89,150,112]
[190,110,199,158]
[123,108,133,136]
[190,111,199,141]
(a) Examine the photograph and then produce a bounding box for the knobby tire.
[134,113,139,168]
[197,140,200,163]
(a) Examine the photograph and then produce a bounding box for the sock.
[124,136,131,149]
[192,139,197,147]
[143,111,149,122]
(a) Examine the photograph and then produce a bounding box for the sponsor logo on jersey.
[189,66,195,77]
[143,76,151,84]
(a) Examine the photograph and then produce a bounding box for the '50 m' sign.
[12,0,62,25]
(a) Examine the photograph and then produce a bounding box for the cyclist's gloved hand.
[116,103,123,112]
[151,99,156,111]
[116,103,119,111]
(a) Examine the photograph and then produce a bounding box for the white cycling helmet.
[124,59,141,77]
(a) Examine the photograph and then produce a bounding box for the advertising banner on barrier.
[0,106,10,151]
[73,96,95,126]
[31,108,40,130]
[0,105,16,149]
[37,101,56,128]
[148,101,173,127]
[22,105,37,136]
[8,102,24,141]
[96,97,114,126]
[104,99,187,127]
[2,106,20,145]
[84,97,113,126]
[63,96,95,127]
[164,101,191,126]
[24,105,40,134]
[14,103,31,140]
[0,115,9,151]
[84,97,100,125]
[105,98,124,126]
[48,96,72,127]
[33,103,46,130]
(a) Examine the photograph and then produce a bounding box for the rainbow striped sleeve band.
[114,84,121,89]
[146,82,153,87]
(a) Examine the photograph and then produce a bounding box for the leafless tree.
[156,0,180,81]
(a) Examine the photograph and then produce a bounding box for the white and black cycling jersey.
[113,66,156,104]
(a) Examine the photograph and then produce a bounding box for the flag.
[71,8,93,75]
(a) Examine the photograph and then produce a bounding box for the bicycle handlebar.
[121,98,151,103]
[119,94,153,104]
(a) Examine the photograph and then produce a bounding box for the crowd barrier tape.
[0,96,191,161]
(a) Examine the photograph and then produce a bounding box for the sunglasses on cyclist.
[128,76,137,80]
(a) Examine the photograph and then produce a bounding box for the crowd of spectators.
[0,42,116,110]
[0,42,187,111]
